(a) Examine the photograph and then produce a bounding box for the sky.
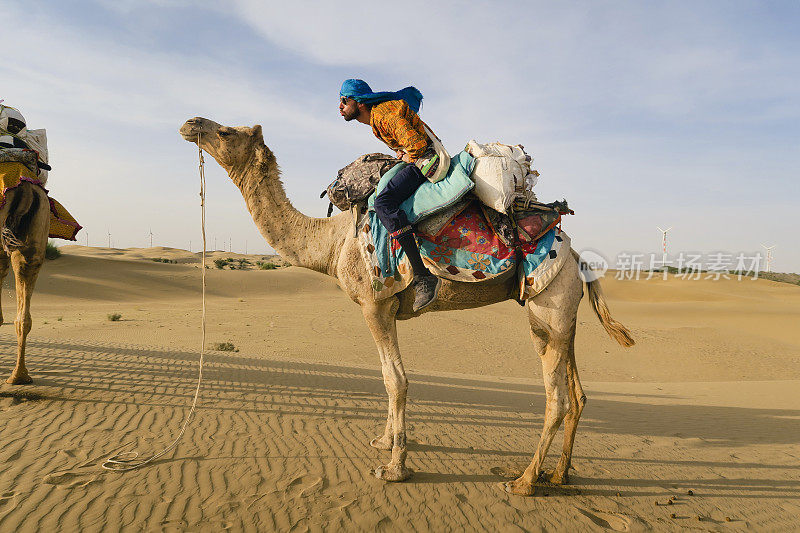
[3,1,799,271]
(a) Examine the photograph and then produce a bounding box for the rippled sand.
[0,246,798,531]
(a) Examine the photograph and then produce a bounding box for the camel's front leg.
[6,250,42,385]
[361,300,412,481]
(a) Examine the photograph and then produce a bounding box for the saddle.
[358,196,572,302]
[418,196,572,247]
[332,153,574,302]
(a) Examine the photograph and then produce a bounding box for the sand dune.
[0,247,798,531]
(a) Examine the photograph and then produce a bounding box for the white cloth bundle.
[21,128,48,184]
[0,104,49,184]
[0,104,28,148]
[465,140,538,214]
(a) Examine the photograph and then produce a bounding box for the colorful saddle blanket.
[0,162,82,240]
[357,199,571,301]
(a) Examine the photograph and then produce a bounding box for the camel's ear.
[251,124,263,142]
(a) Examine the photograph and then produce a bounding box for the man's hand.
[396,150,414,164]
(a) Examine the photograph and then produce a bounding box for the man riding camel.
[339,79,449,311]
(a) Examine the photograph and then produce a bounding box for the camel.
[0,180,51,384]
[179,117,635,496]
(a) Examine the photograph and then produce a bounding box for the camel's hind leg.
[544,333,586,484]
[361,298,412,481]
[504,257,582,496]
[0,251,9,325]
[5,189,48,385]
[6,247,44,384]
[504,330,571,495]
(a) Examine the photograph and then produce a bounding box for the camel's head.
[179,117,264,171]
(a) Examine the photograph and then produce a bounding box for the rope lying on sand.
[101,133,208,471]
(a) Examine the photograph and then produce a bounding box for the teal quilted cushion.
[370,150,475,223]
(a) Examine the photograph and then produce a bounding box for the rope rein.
[101,133,208,471]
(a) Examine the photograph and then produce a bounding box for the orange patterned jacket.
[369,100,433,163]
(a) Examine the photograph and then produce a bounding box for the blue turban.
[340,79,423,114]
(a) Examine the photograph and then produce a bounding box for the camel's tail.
[0,183,38,253]
[573,250,635,347]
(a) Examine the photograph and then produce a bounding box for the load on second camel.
[0,103,81,243]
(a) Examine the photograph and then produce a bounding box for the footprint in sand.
[42,471,99,489]
[375,516,393,532]
[0,491,16,508]
[337,491,357,511]
[300,477,325,498]
[284,474,326,499]
[490,466,522,479]
[279,474,358,521]
[576,508,632,531]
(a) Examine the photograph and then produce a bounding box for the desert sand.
[0,245,798,531]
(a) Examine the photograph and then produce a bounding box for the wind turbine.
[761,243,776,273]
[107,229,112,249]
[149,228,154,248]
[656,226,672,254]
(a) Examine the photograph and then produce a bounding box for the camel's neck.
[229,149,347,275]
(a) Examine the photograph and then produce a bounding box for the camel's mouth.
[179,129,197,142]
[179,117,220,142]
[179,119,203,141]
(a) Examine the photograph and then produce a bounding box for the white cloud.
[2,1,797,269]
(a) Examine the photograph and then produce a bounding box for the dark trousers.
[374,163,427,236]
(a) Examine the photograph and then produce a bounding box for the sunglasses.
[340,96,351,105]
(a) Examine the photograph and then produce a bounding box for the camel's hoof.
[542,469,569,485]
[502,478,535,496]
[6,374,32,385]
[373,463,413,482]
[370,436,393,451]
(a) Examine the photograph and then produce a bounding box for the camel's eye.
[217,129,233,137]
